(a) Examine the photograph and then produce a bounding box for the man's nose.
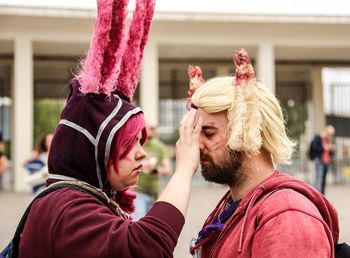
[199,135,205,151]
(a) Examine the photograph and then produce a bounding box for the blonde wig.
[191,76,295,165]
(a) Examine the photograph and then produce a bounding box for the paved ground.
[1,183,349,258]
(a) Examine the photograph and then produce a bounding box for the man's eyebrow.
[202,124,218,130]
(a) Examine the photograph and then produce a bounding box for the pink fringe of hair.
[116,189,136,214]
[77,0,155,99]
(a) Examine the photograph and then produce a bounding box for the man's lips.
[200,158,209,164]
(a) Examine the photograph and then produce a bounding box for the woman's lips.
[133,165,143,173]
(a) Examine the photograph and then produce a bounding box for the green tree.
[34,99,64,146]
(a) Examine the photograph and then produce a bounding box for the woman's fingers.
[181,109,197,138]
[193,116,203,138]
[179,109,189,128]
[175,109,202,174]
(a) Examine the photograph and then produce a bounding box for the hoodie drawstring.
[237,187,264,253]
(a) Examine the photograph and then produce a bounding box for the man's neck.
[229,151,275,201]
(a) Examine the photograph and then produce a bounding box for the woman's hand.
[156,109,202,216]
[175,109,202,176]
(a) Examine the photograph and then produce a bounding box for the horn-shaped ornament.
[187,65,205,110]
[77,0,155,100]
[233,48,256,87]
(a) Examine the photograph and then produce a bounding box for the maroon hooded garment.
[18,0,186,257]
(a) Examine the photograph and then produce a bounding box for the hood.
[254,171,339,242]
[234,171,339,253]
[48,79,142,191]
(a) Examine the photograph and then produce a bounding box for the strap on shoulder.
[8,181,131,257]
[335,242,350,258]
[9,183,88,257]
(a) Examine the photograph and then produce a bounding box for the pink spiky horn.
[187,65,205,109]
[233,48,256,87]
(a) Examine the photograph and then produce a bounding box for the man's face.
[326,125,335,138]
[197,108,244,186]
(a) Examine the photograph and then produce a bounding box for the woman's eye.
[136,137,143,145]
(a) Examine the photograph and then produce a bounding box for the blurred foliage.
[280,100,308,153]
[4,141,11,159]
[34,99,64,147]
[159,129,180,145]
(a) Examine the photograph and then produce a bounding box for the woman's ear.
[106,163,114,184]
[107,163,116,176]
[106,163,116,183]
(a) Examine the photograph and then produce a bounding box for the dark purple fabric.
[196,200,240,243]
[18,188,185,258]
[48,79,141,191]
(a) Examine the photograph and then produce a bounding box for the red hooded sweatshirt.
[195,171,339,258]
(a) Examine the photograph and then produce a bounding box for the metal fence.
[277,158,350,186]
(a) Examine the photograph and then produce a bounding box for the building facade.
[1,1,350,190]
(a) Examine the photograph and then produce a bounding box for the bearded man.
[188,49,340,258]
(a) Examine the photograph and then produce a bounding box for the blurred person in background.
[309,125,336,194]
[133,122,172,220]
[187,49,339,258]
[0,132,9,191]
[23,132,53,196]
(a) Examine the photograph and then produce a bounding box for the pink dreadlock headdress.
[48,0,156,196]
[188,48,262,154]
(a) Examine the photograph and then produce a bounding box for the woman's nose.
[136,146,147,160]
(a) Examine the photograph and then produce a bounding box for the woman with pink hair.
[6,0,203,257]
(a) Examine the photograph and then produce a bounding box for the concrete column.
[256,43,275,93]
[140,42,159,125]
[310,67,325,133]
[13,37,33,192]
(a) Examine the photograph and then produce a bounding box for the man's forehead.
[197,108,228,128]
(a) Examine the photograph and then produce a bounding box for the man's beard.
[200,148,245,187]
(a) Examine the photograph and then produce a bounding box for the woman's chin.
[133,176,140,186]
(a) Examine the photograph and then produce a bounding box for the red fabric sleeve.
[252,210,331,258]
